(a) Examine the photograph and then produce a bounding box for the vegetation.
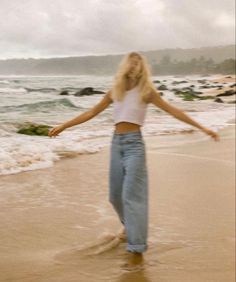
[152,55,236,75]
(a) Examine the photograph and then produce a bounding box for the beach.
[0,121,235,282]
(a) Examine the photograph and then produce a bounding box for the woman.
[48,52,220,268]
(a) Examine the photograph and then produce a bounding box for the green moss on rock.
[17,123,52,136]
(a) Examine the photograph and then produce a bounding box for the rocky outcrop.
[17,123,52,136]
[216,90,236,97]
[59,90,69,95]
[74,87,105,96]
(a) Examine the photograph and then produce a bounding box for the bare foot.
[117,227,127,242]
[122,252,144,270]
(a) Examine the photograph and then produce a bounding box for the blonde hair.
[111,52,156,104]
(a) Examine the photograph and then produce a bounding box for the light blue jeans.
[109,130,148,253]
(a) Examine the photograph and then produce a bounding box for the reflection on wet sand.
[118,269,153,282]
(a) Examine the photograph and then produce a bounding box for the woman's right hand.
[48,124,66,138]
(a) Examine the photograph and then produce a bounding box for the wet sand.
[0,123,235,282]
[209,75,235,84]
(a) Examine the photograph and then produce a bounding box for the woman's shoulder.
[143,89,155,104]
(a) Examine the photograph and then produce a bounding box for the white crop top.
[113,86,148,126]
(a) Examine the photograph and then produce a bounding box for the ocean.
[0,74,234,175]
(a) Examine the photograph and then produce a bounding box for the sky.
[0,0,235,59]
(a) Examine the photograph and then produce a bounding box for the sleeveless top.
[113,86,148,126]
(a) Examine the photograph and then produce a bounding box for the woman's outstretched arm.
[149,90,220,141]
[48,90,112,138]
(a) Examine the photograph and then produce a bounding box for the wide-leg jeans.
[109,130,148,253]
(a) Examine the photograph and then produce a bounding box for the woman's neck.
[126,78,139,90]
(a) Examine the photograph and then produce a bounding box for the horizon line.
[0,43,235,61]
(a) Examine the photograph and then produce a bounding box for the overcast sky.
[0,0,235,59]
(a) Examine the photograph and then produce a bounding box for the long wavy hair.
[111,52,156,104]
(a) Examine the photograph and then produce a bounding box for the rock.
[153,80,161,83]
[228,100,236,104]
[74,87,94,96]
[216,90,236,97]
[172,80,188,85]
[214,98,224,103]
[25,87,56,92]
[17,123,52,136]
[74,87,105,96]
[59,90,69,95]
[199,85,212,89]
[200,85,222,89]
[197,79,207,84]
[174,90,197,101]
[198,95,215,100]
[157,85,168,90]
[173,88,211,101]
[230,83,236,88]
[93,90,105,94]
[182,87,203,94]
[212,85,223,88]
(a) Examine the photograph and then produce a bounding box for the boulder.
[59,90,69,95]
[214,98,224,103]
[216,90,236,97]
[172,80,188,85]
[157,85,168,91]
[199,85,212,89]
[173,88,212,101]
[74,87,105,96]
[197,79,207,84]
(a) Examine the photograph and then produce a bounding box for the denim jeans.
[109,130,148,253]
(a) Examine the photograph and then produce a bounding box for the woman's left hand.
[201,127,220,141]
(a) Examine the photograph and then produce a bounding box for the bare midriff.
[114,122,141,133]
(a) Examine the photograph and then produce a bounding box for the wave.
[25,87,57,92]
[0,98,81,113]
[0,87,26,93]
[0,136,102,176]
[0,80,10,84]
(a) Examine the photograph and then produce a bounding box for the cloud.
[0,0,234,58]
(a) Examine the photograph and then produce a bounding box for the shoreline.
[1,116,235,178]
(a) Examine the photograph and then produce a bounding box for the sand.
[0,120,235,282]
[209,75,235,84]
